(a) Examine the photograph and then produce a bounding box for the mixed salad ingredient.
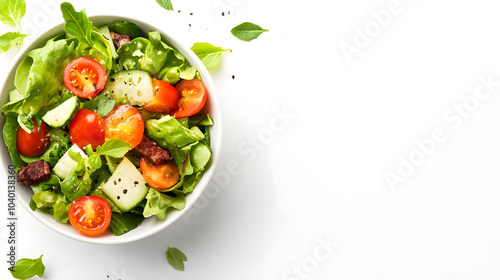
[2,3,214,236]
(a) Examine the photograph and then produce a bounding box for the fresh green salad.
[2,2,213,236]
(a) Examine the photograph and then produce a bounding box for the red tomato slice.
[173,79,207,118]
[17,120,51,158]
[140,157,180,190]
[68,196,111,236]
[64,57,107,99]
[104,105,144,149]
[69,109,105,150]
[142,78,179,115]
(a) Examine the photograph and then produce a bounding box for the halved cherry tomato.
[69,109,105,150]
[173,79,207,118]
[140,157,180,190]
[17,120,51,158]
[68,196,111,236]
[63,57,107,99]
[104,105,144,149]
[142,78,179,115]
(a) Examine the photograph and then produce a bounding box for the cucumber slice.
[42,96,79,128]
[105,70,155,106]
[101,157,149,212]
[98,25,119,59]
[53,144,87,180]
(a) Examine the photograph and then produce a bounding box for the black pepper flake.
[77,175,82,179]
[232,75,235,79]
[228,11,230,14]
[118,178,121,182]
[114,181,117,185]
[134,181,139,185]
[190,12,193,15]
[117,196,120,200]
[110,78,115,82]
[178,10,181,13]
[222,12,225,16]
[189,23,191,27]
[123,189,128,194]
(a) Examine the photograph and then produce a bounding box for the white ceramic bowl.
[0,15,222,244]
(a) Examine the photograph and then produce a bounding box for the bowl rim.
[0,14,222,244]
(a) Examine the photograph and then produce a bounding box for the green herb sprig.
[0,0,29,54]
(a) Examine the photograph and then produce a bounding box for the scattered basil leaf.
[110,212,144,236]
[0,0,26,30]
[0,32,28,53]
[10,255,45,280]
[166,247,187,271]
[83,93,115,117]
[190,42,230,69]
[231,22,269,41]
[156,0,174,11]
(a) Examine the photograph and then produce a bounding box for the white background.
[1,0,500,279]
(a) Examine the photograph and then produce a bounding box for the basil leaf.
[83,93,115,117]
[60,2,93,46]
[10,255,45,280]
[95,139,131,158]
[231,22,269,41]
[109,21,142,39]
[0,32,28,53]
[166,247,187,271]
[156,0,174,11]
[190,42,230,69]
[110,212,144,236]
[0,0,26,30]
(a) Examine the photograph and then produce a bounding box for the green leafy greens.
[166,247,187,271]
[231,22,269,41]
[0,32,28,53]
[0,0,29,53]
[0,0,26,29]
[191,42,230,69]
[156,0,174,11]
[9,255,45,280]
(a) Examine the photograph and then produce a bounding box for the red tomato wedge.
[17,120,51,158]
[69,196,111,236]
[103,105,144,149]
[63,57,107,99]
[142,78,179,115]
[173,79,207,118]
[140,157,180,190]
[69,109,105,150]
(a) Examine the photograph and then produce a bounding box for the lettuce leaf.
[143,188,185,220]
[2,116,24,171]
[31,191,71,223]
